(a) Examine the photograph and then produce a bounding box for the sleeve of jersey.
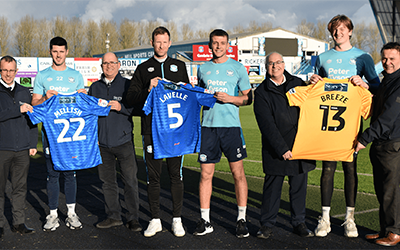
[359,88,372,119]
[32,72,45,95]
[360,53,380,85]
[27,99,50,125]
[286,85,311,107]
[79,93,111,116]
[142,86,155,116]
[237,65,251,91]
[76,73,85,90]
[314,56,321,75]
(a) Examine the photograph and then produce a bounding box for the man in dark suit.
[253,52,315,239]
[0,55,38,237]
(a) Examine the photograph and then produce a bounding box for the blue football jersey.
[143,80,217,159]
[28,92,111,171]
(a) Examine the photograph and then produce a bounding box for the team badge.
[68,77,75,83]
[199,46,204,53]
[326,59,332,64]
[170,64,178,72]
[47,77,53,82]
[98,99,108,107]
[226,70,234,76]
[147,145,153,154]
[350,58,356,65]
[199,154,207,162]
[148,67,154,72]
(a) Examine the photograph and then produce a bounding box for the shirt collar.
[270,74,286,86]
[0,78,15,90]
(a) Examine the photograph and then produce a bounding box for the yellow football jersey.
[286,78,372,162]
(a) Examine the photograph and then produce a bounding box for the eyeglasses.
[0,69,16,74]
[267,61,284,66]
[102,61,119,66]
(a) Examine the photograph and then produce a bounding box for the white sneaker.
[314,216,331,237]
[43,215,60,232]
[342,218,358,237]
[65,213,83,230]
[144,218,162,237]
[172,218,185,237]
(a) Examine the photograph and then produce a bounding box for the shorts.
[198,127,247,164]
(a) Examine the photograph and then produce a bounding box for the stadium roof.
[370,0,400,43]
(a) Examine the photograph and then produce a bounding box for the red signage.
[193,45,238,61]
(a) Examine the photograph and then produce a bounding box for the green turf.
[33,104,381,232]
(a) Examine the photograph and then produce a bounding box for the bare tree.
[68,17,85,57]
[167,20,179,42]
[35,18,53,57]
[247,20,273,32]
[312,21,329,41]
[14,15,37,57]
[84,20,101,57]
[99,19,121,53]
[53,16,69,38]
[231,23,246,34]
[366,23,382,63]
[181,23,194,41]
[296,19,315,37]
[0,16,10,56]
[119,18,139,49]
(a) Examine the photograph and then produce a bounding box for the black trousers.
[370,140,400,235]
[0,150,30,227]
[98,141,140,222]
[143,135,184,218]
[260,172,308,228]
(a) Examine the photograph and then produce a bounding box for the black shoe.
[193,218,213,236]
[126,220,142,232]
[293,223,314,237]
[11,224,35,235]
[0,227,3,238]
[96,218,123,229]
[236,219,249,238]
[257,226,273,239]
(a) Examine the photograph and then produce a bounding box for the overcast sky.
[4,0,375,32]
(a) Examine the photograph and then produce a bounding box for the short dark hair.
[50,36,68,50]
[327,15,354,35]
[209,29,229,45]
[0,55,17,68]
[152,26,170,41]
[381,42,400,54]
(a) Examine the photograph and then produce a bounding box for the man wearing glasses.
[88,52,141,232]
[253,52,315,239]
[0,55,37,237]
[32,37,86,232]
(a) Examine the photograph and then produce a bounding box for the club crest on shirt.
[170,64,178,72]
[226,70,234,77]
[148,67,154,72]
[98,99,108,107]
[349,58,356,65]
[199,154,207,162]
[147,145,153,154]
[68,77,75,83]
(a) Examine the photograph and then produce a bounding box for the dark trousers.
[0,150,30,227]
[370,140,400,235]
[260,172,308,228]
[98,141,139,222]
[43,134,76,210]
[143,135,184,218]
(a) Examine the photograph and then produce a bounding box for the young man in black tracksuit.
[126,26,189,237]
[89,52,141,232]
